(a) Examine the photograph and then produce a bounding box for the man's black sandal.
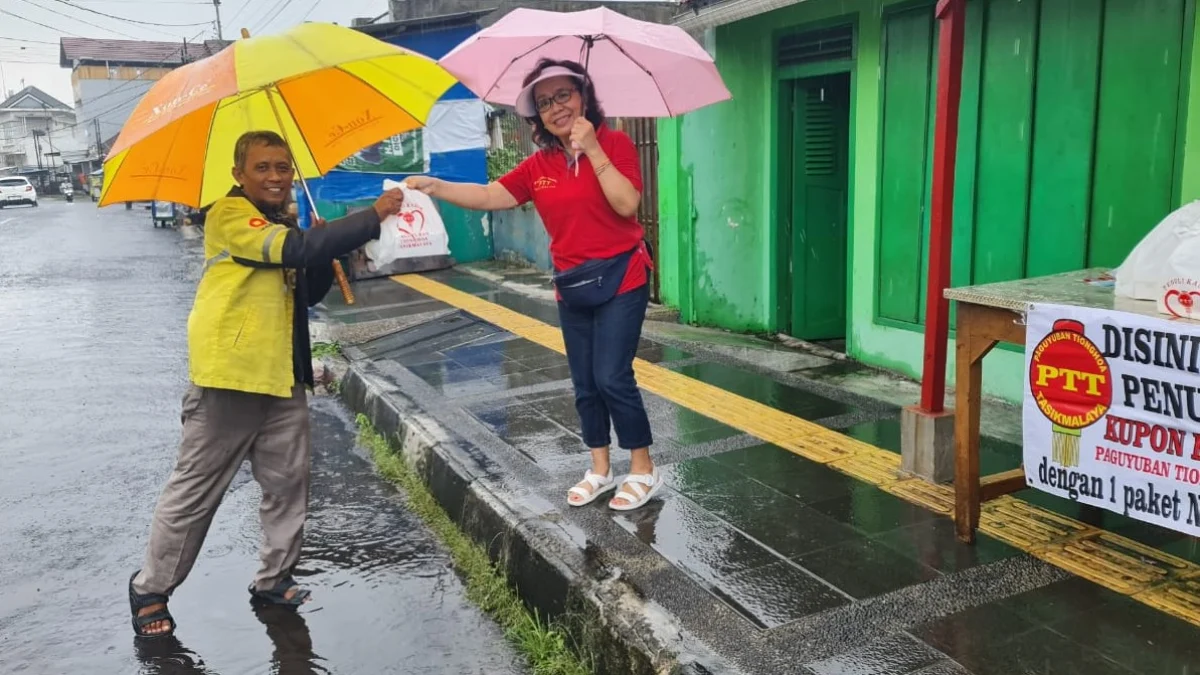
[128,571,175,638]
[248,577,311,608]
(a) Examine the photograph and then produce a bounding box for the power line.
[0,10,85,38]
[238,0,285,34]
[250,0,300,34]
[12,0,144,40]
[224,0,254,26]
[73,1,210,4]
[0,58,61,65]
[44,0,217,28]
[0,48,59,58]
[298,0,322,23]
[0,37,60,46]
[250,0,296,34]
[0,47,59,58]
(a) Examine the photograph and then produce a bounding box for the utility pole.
[94,117,103,159]
[40,100,55,165]
[32,131,43,172]
[213,0,223,40]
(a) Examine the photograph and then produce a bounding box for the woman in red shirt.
[405,58,659,511]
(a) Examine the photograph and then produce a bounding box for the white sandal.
[567,469,616,506]
[608,467,663,511]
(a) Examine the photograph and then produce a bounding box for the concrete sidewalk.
[321,265,1200,675]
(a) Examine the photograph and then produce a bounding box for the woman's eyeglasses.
[535,88,577,113]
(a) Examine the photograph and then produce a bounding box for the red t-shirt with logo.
[497,124,651,296]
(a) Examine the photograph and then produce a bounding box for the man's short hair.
[234,130,290,170]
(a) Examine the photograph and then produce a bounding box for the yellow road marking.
[391,274,1200,626]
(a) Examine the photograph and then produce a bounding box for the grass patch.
[312,341,343,358]
[355,414,594,675]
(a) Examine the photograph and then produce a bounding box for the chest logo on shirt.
[248,217,269,229]
[533,176,557,191]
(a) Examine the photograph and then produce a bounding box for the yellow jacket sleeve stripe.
[211,198,290,266]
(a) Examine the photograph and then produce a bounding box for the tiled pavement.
[321,268,1200,675]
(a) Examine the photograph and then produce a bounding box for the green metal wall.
[658,0,1200,402]
[657,25,778,331]
[877,0,1193,326]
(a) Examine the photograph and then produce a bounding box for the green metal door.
[785,73,851,341]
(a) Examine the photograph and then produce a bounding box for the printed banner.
[1024,303,1200,534]
[336,129,428,174]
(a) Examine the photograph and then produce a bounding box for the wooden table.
[944,268,1161,543]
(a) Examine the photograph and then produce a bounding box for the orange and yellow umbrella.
[99,22,457,209]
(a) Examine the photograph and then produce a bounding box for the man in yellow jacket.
[129,130,404,637]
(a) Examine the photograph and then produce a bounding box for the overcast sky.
[0,0,390,105]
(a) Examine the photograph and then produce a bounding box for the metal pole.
[918,0,966,414]
[213,0,223,40]
[44,104,56,164]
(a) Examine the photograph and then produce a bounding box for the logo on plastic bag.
[389,206,432,248]
[361,178,451,269]
[396,208,426,239]
[1161,278,1200,319]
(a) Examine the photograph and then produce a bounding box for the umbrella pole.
[264,85,356,306]
[296,172,356,306]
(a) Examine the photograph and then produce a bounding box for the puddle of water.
[0,205,524,675]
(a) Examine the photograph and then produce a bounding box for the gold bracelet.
[594,161,612,176]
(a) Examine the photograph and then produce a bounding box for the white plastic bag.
[1114,200,1200,302]
[363,179,451,268]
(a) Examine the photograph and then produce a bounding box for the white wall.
[0,110,88,170]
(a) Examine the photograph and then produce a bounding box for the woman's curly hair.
[521,58,606,150]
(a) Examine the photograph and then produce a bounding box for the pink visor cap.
[514,66,585,117]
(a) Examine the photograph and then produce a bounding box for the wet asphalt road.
[0,200,525,674]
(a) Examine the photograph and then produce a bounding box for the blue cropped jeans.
[557,283,653,451]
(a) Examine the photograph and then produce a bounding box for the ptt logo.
[1029,318,1113,467]
[533,176,557,191]
[248,217,269,228]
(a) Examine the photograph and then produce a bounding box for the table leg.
[954,303,996,543]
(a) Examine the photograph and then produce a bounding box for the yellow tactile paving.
[979,496,1096,549]
[1138,576,1200,624]
[886,479,956,516]
[391,274,1200,627]
[1040,533,1190,594]
[830,447,902,485]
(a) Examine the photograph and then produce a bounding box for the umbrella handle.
[332,259,355,305]
[296,174,356,306]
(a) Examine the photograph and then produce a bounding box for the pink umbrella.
[438,6,731,118]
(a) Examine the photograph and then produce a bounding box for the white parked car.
[0,176,38,208]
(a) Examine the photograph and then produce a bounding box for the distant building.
[388,0,675,25]
[58,37,231,158]
[0,86,89,188]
